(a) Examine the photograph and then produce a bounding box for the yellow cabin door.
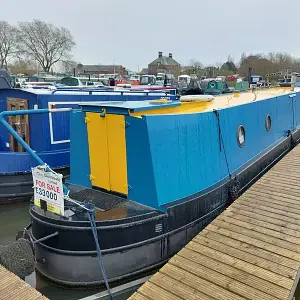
[86,112,128,195]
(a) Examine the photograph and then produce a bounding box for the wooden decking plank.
[127,293,151,300]
[217,215,300,246]
[161,264,246,300]
[149,272,215,300]
[170,254,282,300]
[0,265,47,300]
[258,176,300,188]
[230,202,300,227]
[268,170,300,180]
[227,206,300,233]
[131,144,300,300]
[138,281,183,300]
[186,240,293,290]
[231,200,300,223]
[196,231,297,277]
[223,210,300,239]
[270,164,300,173]
[206,224,300,261]
[244,189,300,208]
[212,219,300,253]
[177,247,289,299]
[251,183,300,198]
[263,169,300,180]
[247,188,300,205]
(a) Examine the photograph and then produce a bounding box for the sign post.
[32,166,64,216]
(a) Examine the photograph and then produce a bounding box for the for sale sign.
[32,166,64,216]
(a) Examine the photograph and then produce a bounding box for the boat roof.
[80,100,179,114]
[79,87,300,115]
[0,88,174,96]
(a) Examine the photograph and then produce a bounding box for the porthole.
[265,115,271,132]
[237,125,245,147]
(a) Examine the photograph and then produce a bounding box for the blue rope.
[84,202,113,300]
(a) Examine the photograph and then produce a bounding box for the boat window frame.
[237,125,245,147]
[265,114,271,132]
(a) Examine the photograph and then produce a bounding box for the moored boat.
[0,88,176,201]
[28,86,300,286]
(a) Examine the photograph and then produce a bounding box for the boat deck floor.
[32,184,161,222]
[0,265,48,300]
[129,143,300,300]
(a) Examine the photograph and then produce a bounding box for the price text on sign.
[32,167,64,216]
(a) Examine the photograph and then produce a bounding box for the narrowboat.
[28,86,300,286]
[0,88,176,201]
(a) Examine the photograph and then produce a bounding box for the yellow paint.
[86,112,128,195]
[131,101,211,117]
[86,112,110,191]
[106,114,128,195]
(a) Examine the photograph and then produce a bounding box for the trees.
[188,59,203,76]
[60,59,78,75]
[0,21,19,68]
[18,19,75,72]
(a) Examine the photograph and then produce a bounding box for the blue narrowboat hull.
[28,90,300,286]
[30,130,298,285]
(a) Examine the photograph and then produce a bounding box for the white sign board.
[32,166,64,216]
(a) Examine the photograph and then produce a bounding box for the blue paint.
[122,91,300,209]
[219,95,294,174]
[0,88,175,175]
[144,112,229,207]
[0,108,69,194]
[125,116,159,210]
[0,149,69,173]
[69,110,91,187]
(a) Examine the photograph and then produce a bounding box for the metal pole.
[0,108,72,195]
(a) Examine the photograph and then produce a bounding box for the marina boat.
[0,88,176,201]
[28,86,300,286]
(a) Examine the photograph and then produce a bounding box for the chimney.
[169,53,173,58]
[158,51,163,58]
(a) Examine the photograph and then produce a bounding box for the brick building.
[148,52,180,75]
[76,64,127,76]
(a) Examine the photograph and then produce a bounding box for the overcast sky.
[2,0,300,71]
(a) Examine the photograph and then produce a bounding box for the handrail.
[0,108,72,195]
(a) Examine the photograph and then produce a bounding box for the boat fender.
[0,238,35,279]
[228,176,240,204]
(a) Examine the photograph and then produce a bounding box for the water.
[2,201,300,300]
[0,201,137,300]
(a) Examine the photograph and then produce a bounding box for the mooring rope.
[213,109,231,179]
[85,202,113,300]
[33,164,113,298]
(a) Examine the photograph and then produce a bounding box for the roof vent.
[158,52,163,58]
[169,53,173,58]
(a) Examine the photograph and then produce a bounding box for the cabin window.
[265,115,271,132]
[237,125,245,147]
[7,98,30,152]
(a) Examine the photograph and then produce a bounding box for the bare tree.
[18,19,75,72]
[8,58,36,76]
[189,59,203,75]
[60,59,78,75]
[0,21,19,68]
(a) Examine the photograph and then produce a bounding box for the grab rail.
[0,108,72,195]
